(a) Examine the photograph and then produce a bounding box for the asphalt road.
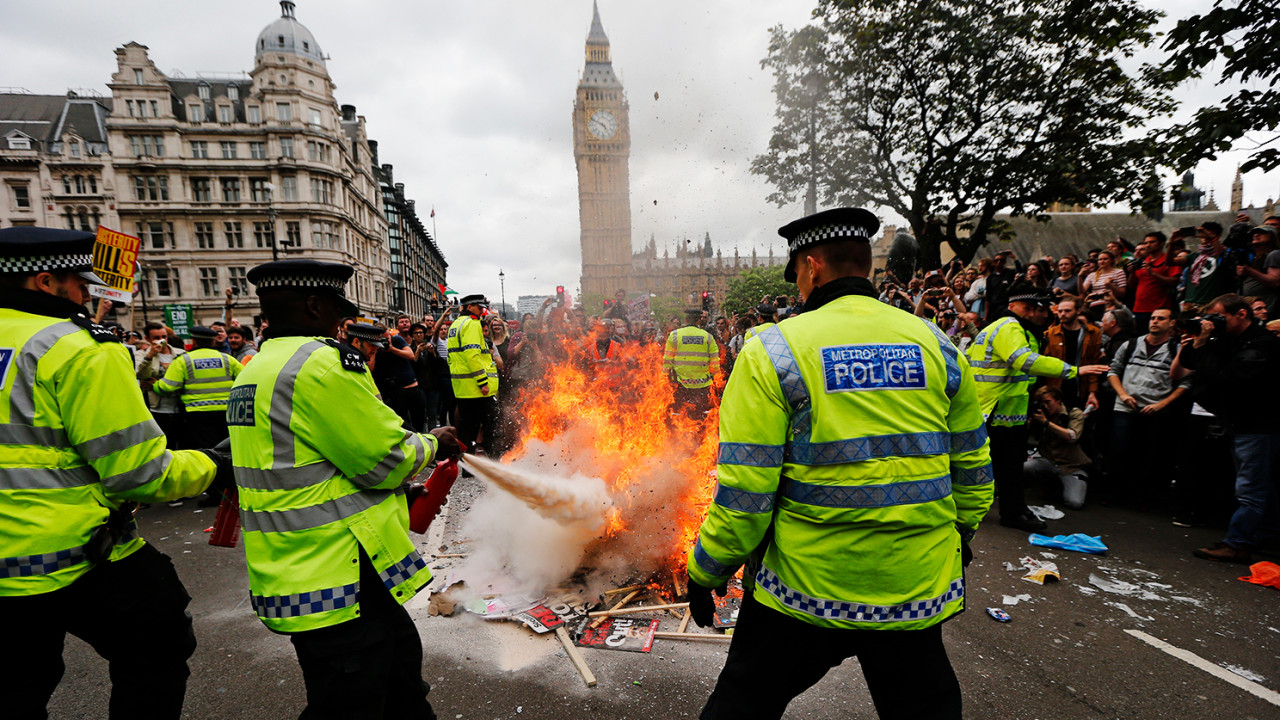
[47,481,1280,720]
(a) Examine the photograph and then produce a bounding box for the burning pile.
[455,338,721,597]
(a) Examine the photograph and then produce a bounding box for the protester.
[1026,386,1091,509]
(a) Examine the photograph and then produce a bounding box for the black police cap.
[344,322,387,348]
[459,294,489,307]
[247,259,358,316]
[778,208,880,283]
[0,226,107,284]
[189,326,219,340]
[1007,282,1055,308]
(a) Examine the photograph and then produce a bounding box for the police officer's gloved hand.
[430,427,462,459]
[200,438,234,493]
[687,575,727,628]
[957,524,975,568]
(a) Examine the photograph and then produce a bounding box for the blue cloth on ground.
[1028,533,1108,554]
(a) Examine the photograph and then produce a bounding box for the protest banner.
[164,304,195,338]
[89,226,140,304]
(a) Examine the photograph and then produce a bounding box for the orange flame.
[506,332,722,573]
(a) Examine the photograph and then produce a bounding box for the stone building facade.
[375,156,448,319]
[573,3,784,311]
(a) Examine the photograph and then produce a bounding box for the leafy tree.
[753,0,1176,269]
[724,264,797,317]
[1159,0,1280,172]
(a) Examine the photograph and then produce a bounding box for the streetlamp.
[264,182,279,261]
[498,269,506,320]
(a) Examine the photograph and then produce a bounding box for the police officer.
[0,227,229,719]
[742,302,778,342]
[966,283,1109,531]
[154,325,242,446]
[447,294,499,456]
[228,259,459,719]
[664,307,718,418]
[345,321,388,364]
[686,209,993,720]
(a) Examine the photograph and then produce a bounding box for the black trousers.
[289,553,435,720]
[671,385,712,420]
[988,422,1031,520]
[455,396,498,456]
[384,385,427,432]
[0,543,197,720]
[183,409,229,448]
[701,593,961,720]
[152,411,185,451]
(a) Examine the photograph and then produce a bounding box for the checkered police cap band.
[1008,292,1049,304]
[0,253,93,274]
[252,273,349,293]
[788,225,872,252]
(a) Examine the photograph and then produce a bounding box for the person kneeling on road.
[1025,385,1091,510]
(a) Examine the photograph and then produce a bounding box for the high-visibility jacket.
[664,325,717,389]
[447,315,497,398]
[743,321,775,343]
[154,347,242,412]
[687,290,993,630]
[0,295,215,597]
[966,316,1076,426]
[227,335,439,633]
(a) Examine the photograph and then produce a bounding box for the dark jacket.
[1182,324,1280,433]
[1042,321,1104,398]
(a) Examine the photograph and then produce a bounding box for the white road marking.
[1125,629,1280,707]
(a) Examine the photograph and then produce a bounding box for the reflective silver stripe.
[712,483,775,513]
[0,546,87,578]
[717,442,785,468]
[973,374,1030,384]
[0,423,68,447]
[184,375,233,386]
[779,474,951,508]
[98,451,172,492]
[921,319,962,398]
[349,432,422,489]
[240,489,395,533]
[788,431,950,465]
[756,326,808,410]
[8,321,82,425]
[450,370,484,379]
[182,352,195,377]
[756,565,964,623]
[0,465,99,491]
[952,463,994,486]
[183,386,232,395]
[270,342,327,468]
[235,462,339,491]
[251,581,359,619]
[693,537,736,578]
[74,420,164,462]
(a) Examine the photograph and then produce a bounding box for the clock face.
[588,110,619,140]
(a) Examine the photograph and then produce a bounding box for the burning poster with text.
[89,226,140,304]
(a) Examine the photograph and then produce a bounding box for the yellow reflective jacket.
[154,346,242,412]
[663,325,717,389]
[228,335,438,633]
[687,288,993,630]
[447,315,497,398]
[743,321,775,343]
[966,316,1076,426]
[1,295,215,597]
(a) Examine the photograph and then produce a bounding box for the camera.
[1177,313,1226,337]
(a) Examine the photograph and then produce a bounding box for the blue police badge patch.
[821,344,927,393]
[226,385,256,426]
[193,358,223,370]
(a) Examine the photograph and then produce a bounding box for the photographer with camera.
[1025,386,1091,509]
[1183,222,1238,311]
[1173,294,1280,563]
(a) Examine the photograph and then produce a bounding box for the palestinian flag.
[439,284,458,297]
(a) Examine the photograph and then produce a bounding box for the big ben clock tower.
[573,1,632,298]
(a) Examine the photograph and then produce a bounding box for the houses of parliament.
[572,2,785,309]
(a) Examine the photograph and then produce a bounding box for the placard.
[88,226,140,304]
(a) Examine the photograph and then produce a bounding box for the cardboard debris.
[1019,556,1061,585]
[463,591,544,619]
[574,617,659,653]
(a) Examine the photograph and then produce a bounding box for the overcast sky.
[3,0,1276,301]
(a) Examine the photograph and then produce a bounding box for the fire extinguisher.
[409,455,461,534]
[208,487,241,548]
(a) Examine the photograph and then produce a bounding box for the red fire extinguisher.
[208,487,241,548]
[409,457,461,534]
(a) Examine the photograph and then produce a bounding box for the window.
[228,267,249,296]
[87,176,97,193]
[137,100,147,118]
[217,105,233,123]
[129,135,164,157]
[62,176,71,194]
[249,141,266,160]
[137,221,173,250]
[311,178,333,204]
[253,221,275,248]
[199,267,219,297]
[152,267,178,297]
[74,176,86,194]
[191,177,212,202]
[188,104,203,123]
[134,69,144,84]
[279,137,294,158]
[198,84,210,101]
[125,99,135,117]
[286,221,301,248]
[68,142,81,159]
[250,178,271,202]
[191,140,208,159]
[194,222,214,248]
[281,176,297,200]
[220,141,237,159]
[247,105,261,124]
[309,108,322,128]
[132,175,169,201]
[227,85,239,102]
[10,184,30,209]
[224,221,244,248]
[150,100,159,117]
[276,102,291,121]
[220,178,241,202]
